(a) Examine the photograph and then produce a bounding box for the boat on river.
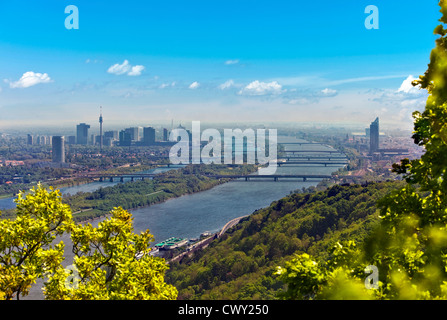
[155,237,189,250]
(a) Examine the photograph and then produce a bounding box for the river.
[18,136,346,299]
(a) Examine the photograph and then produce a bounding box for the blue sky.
[0,0,441,130]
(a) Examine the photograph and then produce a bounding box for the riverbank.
[62,164,259,223]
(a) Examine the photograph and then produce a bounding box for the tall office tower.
[99,106,103,151]
[52,136,65,163]
[163,128,168,142]
[119,130,132,146]
[369,117,379,154]
[27,134,33,145]
[76,123,90,145]
[124,127,139,141]
[67,136,76,145]
[143,127,156,145]
[104,130,119,140]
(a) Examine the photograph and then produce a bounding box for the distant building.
[125,127,139,142]
[369,117,379,154]
[104,130,118,140]
[163,128,169,142]
[67,136,76,145]
[143,127,156,146]
[76,123,90,145]
[103,136,113,147]
[99,106,103,151]
[27,134,33,145]
[119,130,132,146]
[52,136,65,163]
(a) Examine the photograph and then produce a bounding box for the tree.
[43,207,178,300]
[0,184,177,300]
[276,1,447,299]
[0,184,73,300]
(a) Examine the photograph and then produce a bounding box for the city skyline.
[0,1,438,129]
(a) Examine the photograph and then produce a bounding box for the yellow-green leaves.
[44,207,177,300]
[1,185,177,300]
[0,184,73,300]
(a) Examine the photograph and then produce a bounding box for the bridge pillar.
[274,177,278,182]
[141,177,145,181]
[120,177,124,182]
[99,177,104,182]
[245,177,249,181]
[109,177,114,182]
[131,177,134,182]
[303,177,307,182]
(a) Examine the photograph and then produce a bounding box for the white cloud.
[107,60,145,76]
[321,88,337,96]
[398,75,421,94]
[218,79,235,90]
[238,80,285,96]
[8,71,52,88]
[159,81,176,89]
[189,81,200,89]
[107,60,131,75]
[127,65,145,76]
[225,59,239,65]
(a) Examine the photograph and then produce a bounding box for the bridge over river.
[79,172,348,182]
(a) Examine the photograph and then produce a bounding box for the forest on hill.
[166,180,404,299]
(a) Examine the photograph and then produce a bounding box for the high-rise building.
[124,127,139,142]
[76,123,90,145]
[99,106,103,151]
[104,130,118,140]
[143,127,156,146]
[67,136,76,145]
[369,117,379,154]
[119,130,132,146]
[27,134,33,145]
[163,128,169,142]
[52,136,65,163]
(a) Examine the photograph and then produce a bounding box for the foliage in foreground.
[0,184,177,300]
[276,0,447,300]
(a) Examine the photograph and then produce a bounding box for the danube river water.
[20,136,346,299]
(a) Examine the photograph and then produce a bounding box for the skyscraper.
[104,130,118,140]
[124,127,139,142]
[52,136,65,163]
[143,127,156,145]
[163,128,169,142]
[76,123,90,145]
[27,134,33,145]
[369,117,379,154]
[119,130,132,146]
[99,106,103,151]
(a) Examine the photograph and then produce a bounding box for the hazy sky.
[0,0,440,130]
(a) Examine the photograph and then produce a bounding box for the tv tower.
[99,106,103,151]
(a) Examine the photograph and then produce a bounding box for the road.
[169,215,249,264]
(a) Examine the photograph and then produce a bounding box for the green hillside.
[166,180,403,299]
